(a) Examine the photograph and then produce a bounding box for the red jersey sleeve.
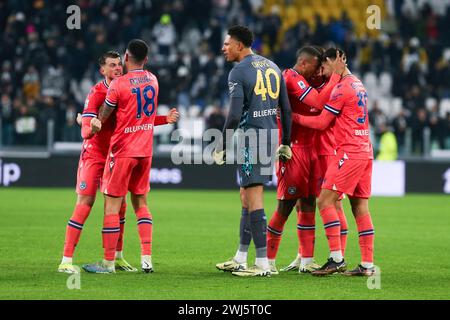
[154,115,168,126]
[324,82,346,116]
[293,110,335,131]
[81,117,94,139]
[82,87,105,117]
[295,81,347,131]
[286,73,312,102]
[81,85,107,138]
[105,79,119,108]
[302,73,341,110]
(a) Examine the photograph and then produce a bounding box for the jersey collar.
[290,68,300,75]
[341,72,353,80]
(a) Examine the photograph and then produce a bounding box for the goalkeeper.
[213,25,292,277]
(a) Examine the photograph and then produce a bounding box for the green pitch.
[0,188,449,300]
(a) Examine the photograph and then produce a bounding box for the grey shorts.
[237,146,274,188]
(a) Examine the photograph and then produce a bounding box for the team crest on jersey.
[79,181,87,190]
[297,81,306,89]
[288,186,297,195]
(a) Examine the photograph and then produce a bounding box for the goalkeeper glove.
[276,144,292,162]
[212,149,226,165]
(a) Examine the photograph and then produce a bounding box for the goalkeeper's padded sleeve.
[219,96,245,151]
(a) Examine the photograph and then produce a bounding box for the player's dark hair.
[296,46,324,62]
[312,45,325,54]
[227,25,254,48]
[323,48,346,61]
[98,51,121,66]
[313,45,325,62]
[126,39,149,64]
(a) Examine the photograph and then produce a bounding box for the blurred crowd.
[1,0,450,156]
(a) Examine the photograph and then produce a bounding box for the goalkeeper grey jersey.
[228,54,284,131]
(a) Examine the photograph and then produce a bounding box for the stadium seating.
[391,98,403,118]
[426,97,438,111]
[1,0,448,156]
[272,0,386,39]
[440,99,450,118]
[378,72,393,97]
[363,72,379,98]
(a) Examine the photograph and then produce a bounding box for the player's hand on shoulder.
[76,113,82,126]
[167,108,180,124]
[90,117,102,133]
[276,144,292,162]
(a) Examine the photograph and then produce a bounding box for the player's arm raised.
[299,73,341,111]
[295,59,345,114]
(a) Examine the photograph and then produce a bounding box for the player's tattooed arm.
[98,103,115,123]
[91,103,114,133]
[90,117,102,134]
